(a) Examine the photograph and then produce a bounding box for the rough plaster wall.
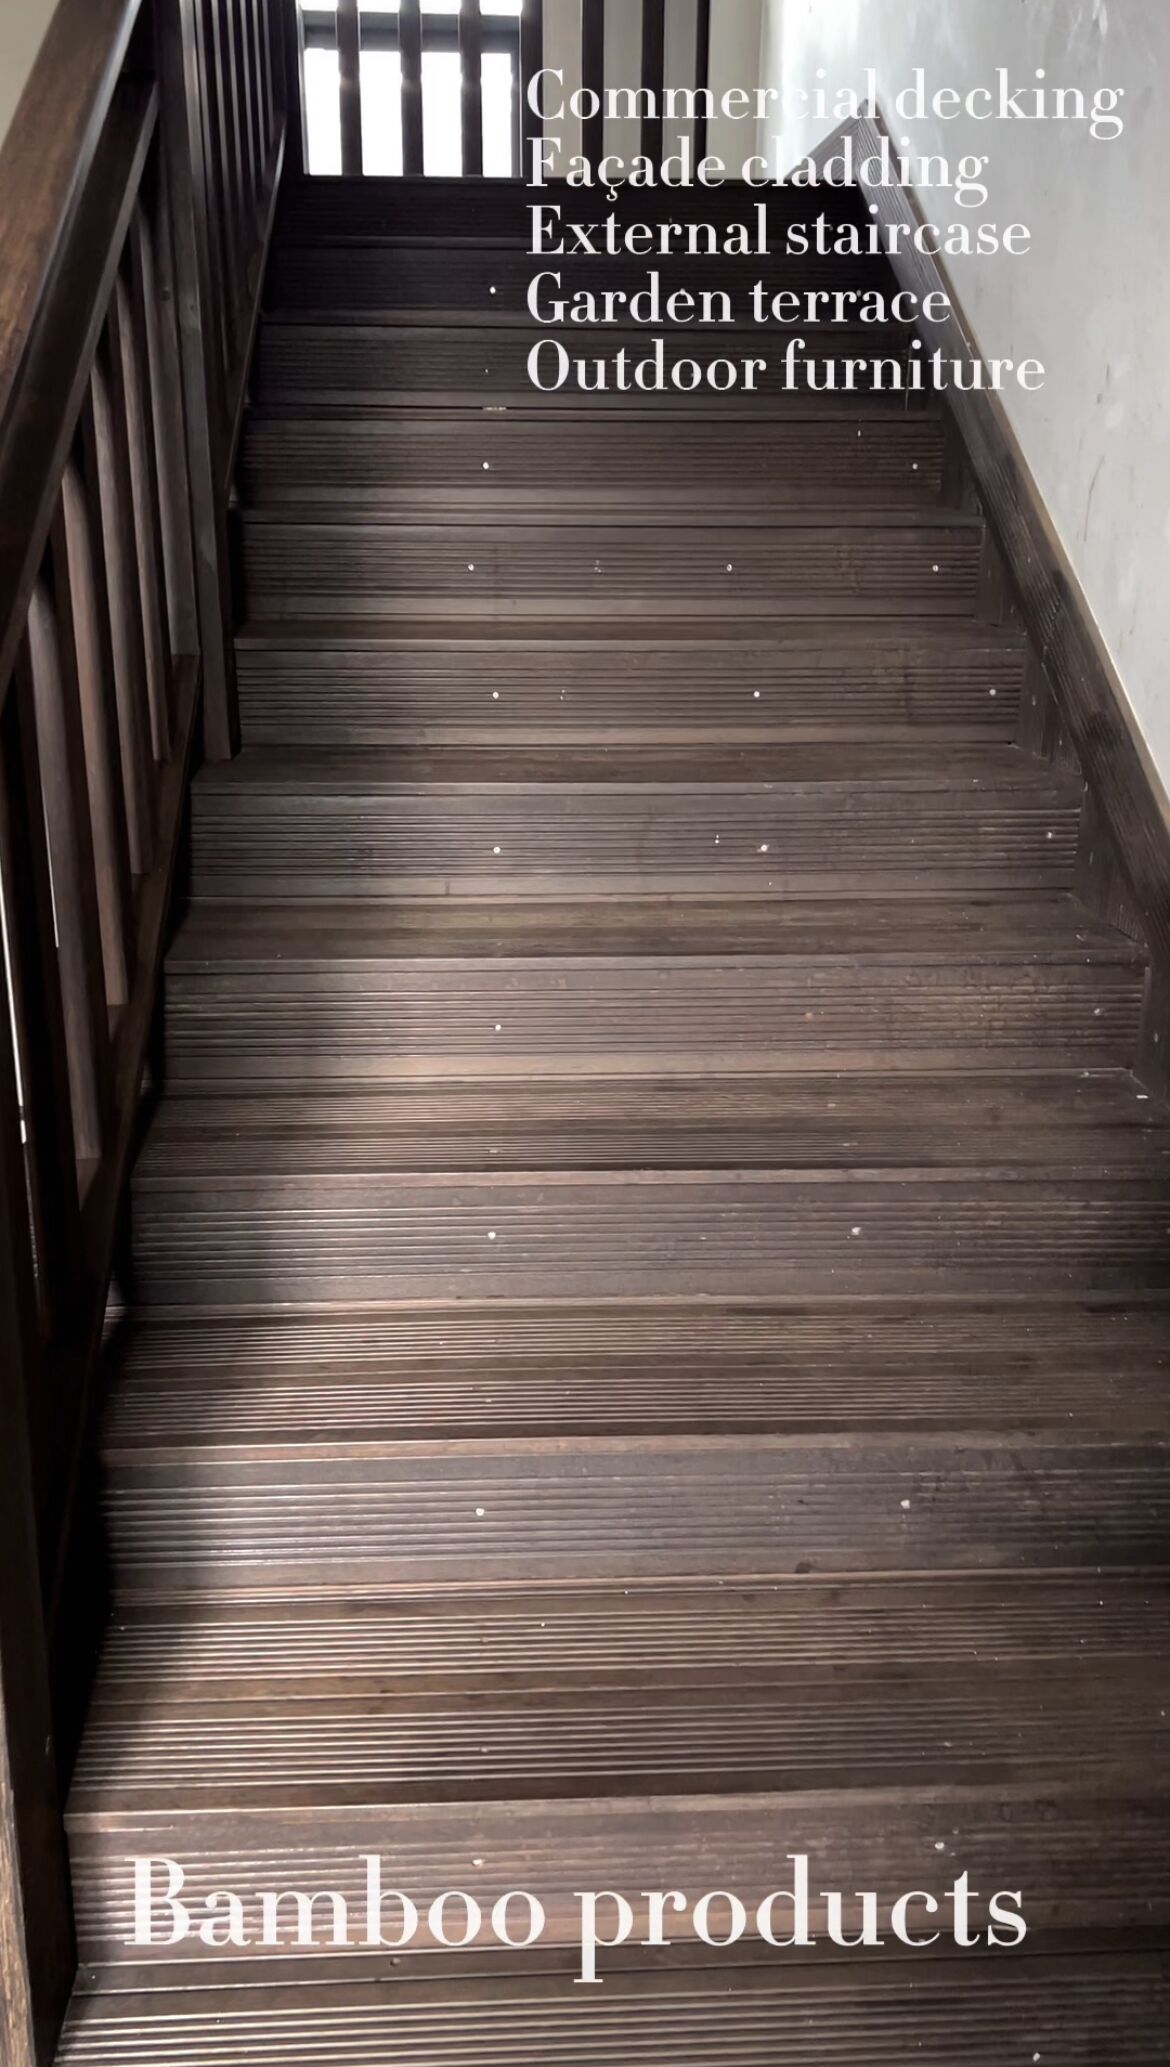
[0,0,57,145]
[759,0,1170,792]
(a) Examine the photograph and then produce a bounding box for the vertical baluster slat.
[255,0,276,162]
[57,464,133,1014]
[21,585,109,1176]
[641,0,665,163]
[580,0,604,165]
[0,701,81,1326]
[519,0,544,176]
[111,270,173,763]
[459,1,484,178]
[400,0,425,177]
[232,0,261,221]
[201,0,242,377]
[134,190,198,663]
[337,0,364,177]
[694,0,712,162]
[84,362,156,878]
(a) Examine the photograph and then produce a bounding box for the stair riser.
[266,248,888,314]
[101,1443,1170,1595]
[240,416,946,504]
[275,181,868,242]
[235,636,1024,745]
[163,964,1142,1088]
[130,1176,1170,1306]
[240,519,983,618]
[254,323,922,407]
[188,787,1080,899]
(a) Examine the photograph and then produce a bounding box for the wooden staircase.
[58,179,1170,2059]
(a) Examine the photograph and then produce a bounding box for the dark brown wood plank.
[399,0,424,177]
[519,0,543,173]
[580,0,604,165]
[336,0,363,178]
[85,359,156,875]
[110,272,172,763]
[641,0,665,162]
[458,0,484,179]
[693,0,712,161]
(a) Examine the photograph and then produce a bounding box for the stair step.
[69,1649,1170,1811]
[254,319,923,409]
[240,509,984,618]
[54,1958,1170,2063]
[104,1293,1170,1448]
[163,896,1145,1088]
[274,174,869,244]
[240,408,946,506]
[264,244,888,316]
[188,746,1081,898]
[233,621,1026,746]
[65,1787,1170,1971]
[82,1573,1170,1696]
[102,1436,1170,1595]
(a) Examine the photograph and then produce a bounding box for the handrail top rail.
[0,0,146,438]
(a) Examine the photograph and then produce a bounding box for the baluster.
[85,358,156,878]
[694,0,712,162]
[133,189,198,663]
[22,582,110,1178]
[641,0,665,163]
[580,0,604,164]
[231,0,261,221]
[0,703,80,1321]
[57,464,133,1013]
[400,0,424,176]
[519,0,544,176]
[337,0,363,176]
[202,0,243,375]
[111,273,173,765]
[255,0,276,163]
[459,1,484,178]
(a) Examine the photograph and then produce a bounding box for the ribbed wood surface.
[54,1960,1170,2065]
[265,245,887,316]
[241,512,983,618]
[66,1788,1170,1965]
[234,623,1026,746]
[254,321,920,408]
[241,410,946,506]
[188,745,1082,898]
[103,1437,1170,1594]
[73,174,1170,2046]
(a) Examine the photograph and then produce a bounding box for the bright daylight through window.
[301,0,524,175]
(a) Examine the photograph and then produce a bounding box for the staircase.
[58,178,1170,2059]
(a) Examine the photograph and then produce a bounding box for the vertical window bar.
[460,1,484,178]
[337,0,363,175]
[694,0,712,162]
[580,0,604,165]
[519,0,543,176]
[400,0,425,176]
[641,0,665,163]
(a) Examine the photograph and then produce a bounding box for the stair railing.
[283,0,714,179]
[0,3,289,2059]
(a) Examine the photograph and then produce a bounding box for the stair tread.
[168,893,1143,967]
[53,1957,1170,2063]
[235,616,1027,651]
[103,1291,1170,1448]
[193,743,1076,792]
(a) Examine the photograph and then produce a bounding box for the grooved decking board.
[53,1958,1170,2064]
[83,1575,1170,1698]
[253,321,921,408]
[240,512,983,618]
[274,176,870,243]
[240,410,946,505]
[129,1166,1170,1304]
[233,622,1026,746]
[162,895,1144,1086]
[66,1788,1170,1968]
[102,1437,1170,1593]
[101,1293,1170,1450]
[264,245,889,316]
[134,1072,1170,1179]
[69,1667,1170,1810]
[187,745,1082,898]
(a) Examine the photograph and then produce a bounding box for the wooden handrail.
[0,3,290,2060]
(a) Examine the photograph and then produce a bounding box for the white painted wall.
[759,0,1170,792]
[0,0,57,147]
